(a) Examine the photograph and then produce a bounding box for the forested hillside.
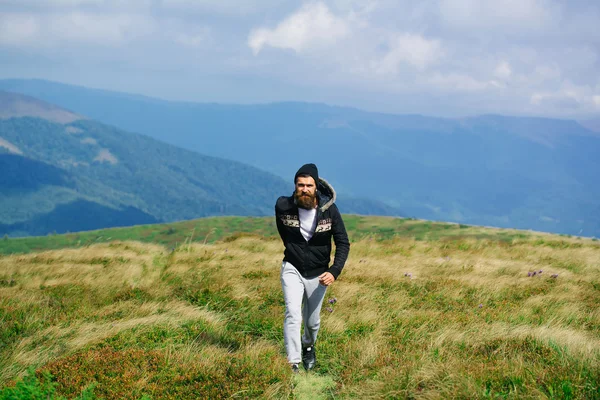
[2,79,598,237]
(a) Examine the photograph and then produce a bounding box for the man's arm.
[275,198,287,245]
[328,204,350,279]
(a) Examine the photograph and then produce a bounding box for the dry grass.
[93,148,118,164]
[1,233,599,398]
[0,93,81,124]
[80,137,98,145]
[0,137,22,155]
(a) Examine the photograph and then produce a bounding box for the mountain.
[1,79,599,237]
[0,90,82,123]
[0,92,292,236]
[578,118,600,134]
[0,91,399,237]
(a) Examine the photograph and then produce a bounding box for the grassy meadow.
[0,215,532,255]
[0,217,599,399]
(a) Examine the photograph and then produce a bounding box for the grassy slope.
[0,215,539,256]
[1,216,599,399]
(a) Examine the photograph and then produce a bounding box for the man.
[275,163,350,373]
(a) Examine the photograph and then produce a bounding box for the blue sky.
[1,0,599,118]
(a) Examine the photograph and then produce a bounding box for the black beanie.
[294,163,319,184]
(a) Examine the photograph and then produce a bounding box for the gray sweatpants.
[280,261,328,364]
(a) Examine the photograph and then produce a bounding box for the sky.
[1,0,599,118]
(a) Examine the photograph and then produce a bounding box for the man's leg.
[301,275,328,348]
[280,261,304,365]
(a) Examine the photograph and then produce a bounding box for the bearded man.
[275,163,350,373]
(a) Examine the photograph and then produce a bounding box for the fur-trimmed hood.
[316,177,336,212]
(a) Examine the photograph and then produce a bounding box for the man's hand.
[318,272,335,286]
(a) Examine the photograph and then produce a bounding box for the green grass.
[0,215,545,255]
[1,217,599,398]
[0,368,96,400]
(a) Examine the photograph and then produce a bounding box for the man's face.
[294,176,317,209]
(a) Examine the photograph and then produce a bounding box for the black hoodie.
[275,178,350,279]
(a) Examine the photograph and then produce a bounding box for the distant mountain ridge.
[578,118,600,134]
[1,79,599,237]
[0,92,290,236]
[0,90,82,123]
[0,90,400,237]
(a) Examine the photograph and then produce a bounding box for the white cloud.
[374,34,442,73]
[530,93,544,105]
[439,0,557,31]
[1,0,152,10]
[162,0,284,15]
[533,64,561,82]
[560,46,598,71]
[426,72,496,92]
[0,11,155,47]
[156,17,213,49]
[51,12,154,45]
[248,2,349,55]
[1,0,103,6]
[494,61,512,80]
[1,0,599,117]
[0,13,39,46]
[172,29,209,48]
[530,82,600,112]
[530,92,581,109]
[173,34,203,48]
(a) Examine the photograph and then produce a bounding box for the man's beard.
[295,191,317,210]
